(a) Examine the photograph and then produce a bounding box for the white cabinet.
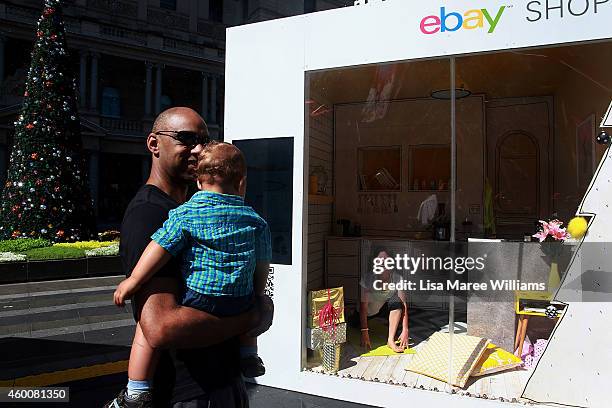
[325,237,361,307]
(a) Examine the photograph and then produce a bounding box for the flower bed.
[0,238,119,262]
[0,238,122,283]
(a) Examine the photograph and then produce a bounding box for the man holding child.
[104,107,273,408]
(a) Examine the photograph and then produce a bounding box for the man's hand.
[114,277,140,307]
[246,295,274,337]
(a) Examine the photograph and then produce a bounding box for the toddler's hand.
[114,277,139,307]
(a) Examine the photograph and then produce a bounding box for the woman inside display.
[355,247,409,353]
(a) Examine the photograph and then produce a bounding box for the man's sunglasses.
[154,130,209,148]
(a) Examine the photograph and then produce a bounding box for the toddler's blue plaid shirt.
[151,190,271,297]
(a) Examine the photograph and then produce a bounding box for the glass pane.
[304,58,453,384]
[456,40,612,403]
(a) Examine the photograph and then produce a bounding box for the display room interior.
[303,41,611,404]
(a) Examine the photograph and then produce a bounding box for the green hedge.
[25,246,86,261]
[0,238,51,253]
[0,239,122,262]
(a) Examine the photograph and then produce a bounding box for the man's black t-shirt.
[120,184,242,406]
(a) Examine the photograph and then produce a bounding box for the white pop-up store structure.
[224,1,612,407]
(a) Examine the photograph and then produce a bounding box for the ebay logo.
[420,6,507,34]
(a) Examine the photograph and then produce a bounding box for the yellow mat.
[347,319,416,357]
[361,342,416,357]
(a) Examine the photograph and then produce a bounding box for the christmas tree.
[0,0,95,242]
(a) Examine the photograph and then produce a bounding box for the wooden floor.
[307,337,538,405]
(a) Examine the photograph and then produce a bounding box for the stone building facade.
[0,0,351,229]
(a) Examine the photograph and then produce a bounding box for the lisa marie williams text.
[373,279,546,292]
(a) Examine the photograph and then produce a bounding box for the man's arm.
[136,277,261,349]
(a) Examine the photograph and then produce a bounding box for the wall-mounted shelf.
[408,189,450,192]
[358,146,401,191]
[309,194,334,205]
[409,144,452,192]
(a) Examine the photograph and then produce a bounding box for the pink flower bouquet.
[533,219,572,263]
[532,219,571,243]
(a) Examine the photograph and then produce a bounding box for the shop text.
[526,0,610,22]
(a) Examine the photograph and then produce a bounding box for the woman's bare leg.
[387,309,404,352]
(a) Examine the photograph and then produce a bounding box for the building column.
[154,64,163,114]
[89,151,99,216]
[137,0,147,20]
[201,72,209,121]
[210,74,218,124]
[144,62,153,117]
[79,51,87,107]
[189,0,199,32]
[89,53,99,111]
[0,35,5,83]
[141,156,151,183]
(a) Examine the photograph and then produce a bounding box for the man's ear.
[196,178,202,190]
[146,133,160,156]
[238,176,247,197]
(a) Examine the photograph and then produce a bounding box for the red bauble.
[11,230,21,238]
[45,81,53,88]
[50,34,57,41]
[24,91,29,97]
[43,7,55,16]
[56,229,65,237]
[26,123,34,130]
[31,153,38,160]
[36,31,43,38]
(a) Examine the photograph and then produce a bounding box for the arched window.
[210,0,224,22]
[160,0,176,11]
[101,87,120,118]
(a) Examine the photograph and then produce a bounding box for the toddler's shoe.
[241,355,266,378]
[103,388,153,408]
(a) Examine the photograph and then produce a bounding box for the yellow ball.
[567,217,588,239]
